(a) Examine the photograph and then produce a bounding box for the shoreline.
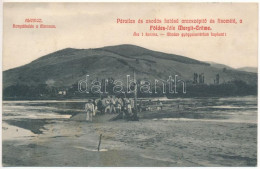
[3,94,257,101]
[3,119,257,167]
[2,96,257,166]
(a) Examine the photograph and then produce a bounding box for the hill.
[237,67,257,73]
[3,44,257,91]
[206,61,234,70]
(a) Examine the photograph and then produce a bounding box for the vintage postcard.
[2,2,258,167]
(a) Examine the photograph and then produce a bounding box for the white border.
[0,1,259,169]
[1,0,260,2]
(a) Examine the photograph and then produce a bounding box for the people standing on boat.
[126,98,133,116]
[97,99,103,114]
[121,97,126,117]
[104,97,110,114]
[93,99,98,116]
[117,97,123,107]
[117,96,124,118]
[85,100,95,121]
[115,99,122,115]
[130,99,135,111]
[110,96,116,114]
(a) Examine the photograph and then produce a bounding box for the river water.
[2,96,257,166]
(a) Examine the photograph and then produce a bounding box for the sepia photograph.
[2,2,258,167]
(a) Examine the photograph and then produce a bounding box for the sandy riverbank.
[2,117,257,167]
[3,97,257,166]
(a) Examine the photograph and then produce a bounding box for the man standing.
[85,100,94,121]
[93,99,98,116]
[104,97,110,114]
[110,96,116,114]
[126,98,133,116]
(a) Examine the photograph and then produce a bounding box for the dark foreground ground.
[3,116,257,167]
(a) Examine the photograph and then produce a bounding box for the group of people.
[84,96,137,121]
[84,96,164,121]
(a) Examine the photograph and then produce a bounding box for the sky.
[3,2,258,70]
